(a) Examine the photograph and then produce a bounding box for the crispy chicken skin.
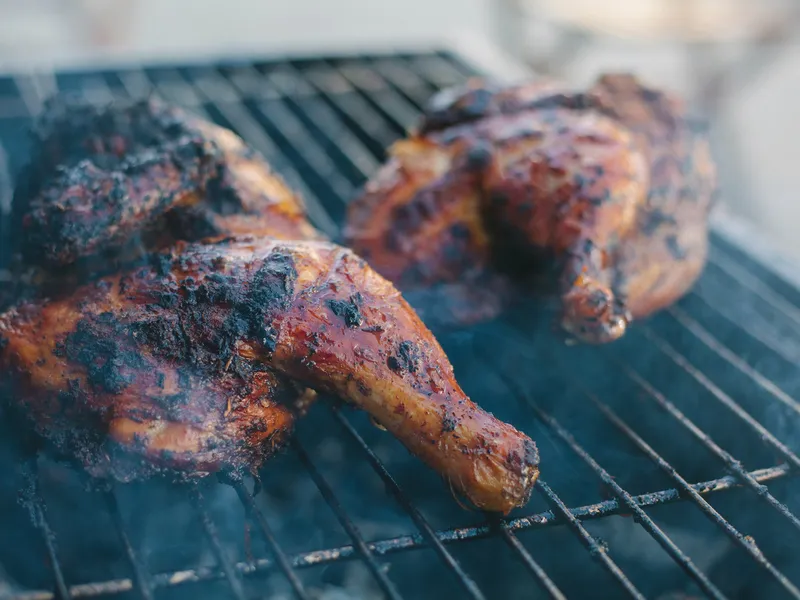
[345,74,716,343]
[0,238,537,512]
[2,95,538,512]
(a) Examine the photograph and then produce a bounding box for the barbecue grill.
[1,50,799,600]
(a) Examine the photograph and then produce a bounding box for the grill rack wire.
[0,51,798,600]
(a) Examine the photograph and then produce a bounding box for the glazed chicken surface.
[345,74,717,343]
[0,96,538,513]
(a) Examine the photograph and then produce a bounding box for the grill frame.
[0,49,799,600]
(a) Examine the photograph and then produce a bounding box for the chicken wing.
[345,74,716,343]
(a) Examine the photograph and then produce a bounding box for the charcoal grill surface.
[1,51,799,600]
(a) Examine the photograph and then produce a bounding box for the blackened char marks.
[421,84,496,133]
[57,378,86,413]
[150,253,174,277]
[441,411,458,433]
[328,293,364,329]
[62,312,145,394]
[165,206,223,242]
[250,252,297,315]
[130,314,189,363]
[464,143,494,172]
[641,208,677,236]
[665,235,687,260]
[16,95,222,267]
[505,438,540,474]
[246,251,297,351]
[420,85,602,135]
[387,340,420,374]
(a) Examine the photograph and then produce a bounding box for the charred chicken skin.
[345,74,717,343]
[1,96,538,513]
[12,96,320,273]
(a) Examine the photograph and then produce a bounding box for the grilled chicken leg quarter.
[345,74,717,343]
[1,96,538,513]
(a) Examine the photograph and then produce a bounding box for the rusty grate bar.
[113,67,337,238]
[103,490,154,600]
[491,519,567,600]
[25,466,70,600]
[639,328,800,521]
[582,382,800,596]
[491,321,800,595]
[329,405,487,600]
[483,349,728,600]
[189,485,247,600]
[291,440,403,600]
[228,479,310,600]
[535,479,646,599]
[5,464,791,600]
[615,358,800,596]
[667,303,800,415]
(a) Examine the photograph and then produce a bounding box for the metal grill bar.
[265,64,380,179]
[332,62,420,132]
[299,63,399,154]
[104,490,154,600]
[707,247,800,327]
[367,59,438,110]
[247,97,355,205]
[667,304,800,415]
[484,351,728,600]
[7,465,790,600]
[187,65,349,229]
[27,469,70,600]
[291,440,403,600]
[640,328,800,479]
[405,54,476,88]
[686,287,800,365]
[579,382,800,597]
[190,485,247,600]
[0,142,11,269]
[228,479,310,600]
[491,322,800,595]
[114,68,337,237]
[185,64,358,207]
[535,479,646,599]
[329,406,487,600]
[491,520,566,600]
[618,354,800,545]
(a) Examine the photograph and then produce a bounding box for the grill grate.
[1,51,799,600]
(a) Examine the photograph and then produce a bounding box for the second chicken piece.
[345,74,717,343]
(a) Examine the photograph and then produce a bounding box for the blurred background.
[1,0,799,260]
